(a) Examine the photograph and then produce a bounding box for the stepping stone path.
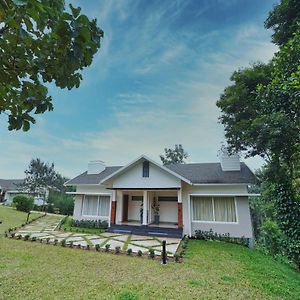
[15,215,181,256]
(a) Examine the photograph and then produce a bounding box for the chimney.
[220,154,241,171]
[87,160,106,174]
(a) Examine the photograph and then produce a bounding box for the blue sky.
[0,0,278,178]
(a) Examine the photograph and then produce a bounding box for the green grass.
[0,206,300,300]
[0,206,41,234]
[60,216,106,234]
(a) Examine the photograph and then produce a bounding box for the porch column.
[110,190,117,225]
[177,189,183,229]
[143,190,148,225]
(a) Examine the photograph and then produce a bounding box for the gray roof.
[0,179,24,191]
[166,162,256,184]
[66,162,256,186]
[65,167,122,185]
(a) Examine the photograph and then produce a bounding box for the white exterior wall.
[112,162,181,189]
[181,183,253,238]
[73,184,112,221]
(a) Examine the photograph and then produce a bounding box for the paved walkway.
[15,215,181,256]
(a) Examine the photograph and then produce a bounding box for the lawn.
[0,206,299,300]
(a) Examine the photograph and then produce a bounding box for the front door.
[122,194,129,222]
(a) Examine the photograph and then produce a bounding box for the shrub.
[31,236,37,242]
[17,234,22,240]
[137,250,143,257]
[258,219,285,256]
[46,237,50,244]
[95,244,100,251]
[115,246,121,254]
[71,219,108,230]
[127,248,132,255]
[24,234,30,241]
[86,244,90,250]
[13,195,34,212]
[148,248,155,259]
[60,239,66,247]
[105,244,110,252]
[69,241,73,248]
[77,244,81,249]
[10,232,15,238]
[194,229,248,247]
[174,253,180,262]
[54,239,58,245]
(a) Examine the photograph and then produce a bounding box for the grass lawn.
[0,206,299,300]
[61,216,106,234]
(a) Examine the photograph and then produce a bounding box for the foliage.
[95,244,100,251]
[137,250,143,257]
[71,219,108,230]
[258,218,285,257]
[160,144,189,165]
[216,62,273,158]
[194,229,248,247]
[127,248,132,255]
[47,191,74,215]
[0,0,103,131]
[265,0,300,46]
[105,244,110,252]
[148,248,155,259]
[118,291,138,300]
[174,252,180,263]
[151,197,160,216]
[13,195,34,212]
[115,246,121,254]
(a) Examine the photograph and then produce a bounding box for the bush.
[258,219,285,256]
[71,219,108,230]
[174,253,180,262]
[24,234,30,241]
[137,250,143,257]
[194,229,248,247]
[127,248,132,255]
[60,239,66,247]
[13,195,34,212]
[95,244,100,251]
[148,248,155,259]
[115,246,121,254]
[105,244,110,252]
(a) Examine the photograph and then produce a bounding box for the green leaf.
[22,120,30,131]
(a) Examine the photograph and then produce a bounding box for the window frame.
[81,194,110,218]
[190,195,238,224]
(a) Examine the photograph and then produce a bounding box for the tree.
[216,63,272,158]
[265,0,300,46]
[160,144,189,165]
[0,0,103,131]
[20,158,61,210]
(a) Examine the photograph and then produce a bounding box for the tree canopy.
[265,0,300,46]
[0,0,103,131]
[160,144,189,165]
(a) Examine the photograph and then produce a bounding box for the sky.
[0,0,279,179]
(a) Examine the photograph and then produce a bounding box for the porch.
[109,189,183,238]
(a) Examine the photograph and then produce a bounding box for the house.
[0,179,24,205]
[0,179,45,206]
[65,154,257,238]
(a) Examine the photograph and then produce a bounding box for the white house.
[0,179,45,206]
[65,155,257,238]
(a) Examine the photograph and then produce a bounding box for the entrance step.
[108,224,183,238]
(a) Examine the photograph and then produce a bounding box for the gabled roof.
[64,166,122,186]
[100,155,192,185]
[0,179,24,191]
[65,156,257,186]
[166,162,256,184]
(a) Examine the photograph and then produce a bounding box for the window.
[192,196,237,223]
[143,161,149,177]
[132,196,143,201]
[158,196,178,202]
[82,195,110,217]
